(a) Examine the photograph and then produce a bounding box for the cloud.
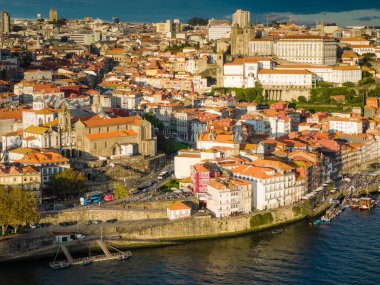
[263,9,380,26]
[356,16,380,22]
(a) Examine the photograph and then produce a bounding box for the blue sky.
[2,0,380,25]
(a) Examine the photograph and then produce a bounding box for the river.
[1,203,380,285]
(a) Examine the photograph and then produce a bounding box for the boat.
[49,246,70,270]
[49,261,70,270]
[81,260,92,266]
[271,229,283,235]
[350,191,361,209]
[313,220,321,226]
[359,197,377,210]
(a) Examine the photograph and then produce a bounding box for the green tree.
[0,187,11,236]
[0,187,38,235]
[113,183,129,200]
[298,96,307,103]
[342,82,355,87]
[9,188,39,234]
[49,169,87,199]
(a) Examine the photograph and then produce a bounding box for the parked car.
[106,219,118,224]
[75,233,86,239]
[92,220,103,224]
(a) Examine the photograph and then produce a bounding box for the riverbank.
[2,183,379,264]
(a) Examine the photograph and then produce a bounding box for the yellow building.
[0,165,41,199]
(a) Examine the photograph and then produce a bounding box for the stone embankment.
[118,201,312,241]
[40,207,167,224]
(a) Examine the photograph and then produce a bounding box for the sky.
[1,0,380,26]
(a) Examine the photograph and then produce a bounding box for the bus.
[80,192,102,205]
[158,171,170,180]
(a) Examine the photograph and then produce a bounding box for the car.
[40,223,52,228]
[92,220,103,224]
[29,224,37,229]
[59,222,68,227]
[75,233,86,239]
[85,220,93,225]
[106,219,118,224]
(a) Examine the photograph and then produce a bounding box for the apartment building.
[205,178,252,218]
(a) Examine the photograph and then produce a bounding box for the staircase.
[60,245,74,265]
[97,240,111,257]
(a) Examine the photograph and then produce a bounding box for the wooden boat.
[49,246,70,270]
[359,197,376,210]
[350,191,361,209]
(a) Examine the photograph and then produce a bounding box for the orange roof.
[85,130,137,140]
[168,202,191,211]
[81,116,143,128]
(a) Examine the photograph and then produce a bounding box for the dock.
[52,240,132,267]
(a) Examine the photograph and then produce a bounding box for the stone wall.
[0,236,53,256]
[119,203,307,241]
[40,208,167,224]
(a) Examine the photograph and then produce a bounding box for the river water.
[1,204,380,285]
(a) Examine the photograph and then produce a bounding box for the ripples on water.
[1,205,380,285]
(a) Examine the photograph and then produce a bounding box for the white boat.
[49,261,70,270]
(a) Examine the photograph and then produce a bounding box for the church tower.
[58,102,71,131]
[216,50,224,87]
[91,94,102,114]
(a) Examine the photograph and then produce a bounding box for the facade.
[15,149,70,188]
[75,115,156,160]
[274,36,337,65]
[0,165,41,199]
[328,118,363,135]
[167,202,191,220]
[231,163,303,211]
[208,24,231,41]
[205,178,252,218]
[0,11,10,34]
[249,39,274,56]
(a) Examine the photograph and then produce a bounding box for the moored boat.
[49,261,70,270]
[359,197,376,211]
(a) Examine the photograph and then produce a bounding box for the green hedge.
[250,213,274,228]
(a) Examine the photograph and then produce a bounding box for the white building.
[351,45,375,56]
[275,64,362,85]
[258,69,316,88]
[231,163,303,211]
[167,202,191,220]
[274,35,337,65]
[205,178,252,218]
[223,57,274,88]
[22,101,55,129]
[249,38,274,56]
[208,24,231,41]
[328,117,363,134]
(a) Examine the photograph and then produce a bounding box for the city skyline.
[1,0,379,26]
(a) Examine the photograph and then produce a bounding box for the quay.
[50,240,131,268]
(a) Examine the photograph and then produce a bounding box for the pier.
[50,240,131,268]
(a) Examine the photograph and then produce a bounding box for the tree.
[0,187,38,235]
[298,96,307,103]
[113,183,129,200]
[0,187,11,236]
[9,188,39,234]
[49,169,87,199]
[342,82,355,87]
